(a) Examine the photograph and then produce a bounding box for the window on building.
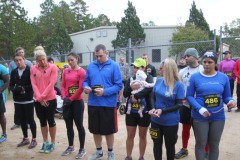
[102,30,107,37]
[96,31,101,37]
[152,49,161,62]
[109,51,115,61]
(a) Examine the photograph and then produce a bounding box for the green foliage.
[223,19,240,36]
[169,23,210,56]
[187,1,213,39]
[112,1,145,48]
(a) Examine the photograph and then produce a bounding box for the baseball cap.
[184,48,199,59]
[131,58,146,68]
[223,51,231,54]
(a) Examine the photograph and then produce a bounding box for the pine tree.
[112,1,145,48]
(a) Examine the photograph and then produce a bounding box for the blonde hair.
[163,58,180,95]
[34,46,46,59]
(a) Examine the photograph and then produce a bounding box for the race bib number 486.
[204,94,220,108]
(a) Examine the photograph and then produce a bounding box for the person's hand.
[84,86,92,94]
[227,100,237,109]
[63,98,72,106]
[148,108,161,117]
[131,82,140,90]
[13,85,22,93]
[40,100,49,107]
[94,88,104,96]
[202,111,211,117]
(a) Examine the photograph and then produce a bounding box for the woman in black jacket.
[10,52,37,149]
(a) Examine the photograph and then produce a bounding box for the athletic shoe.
[10,124,20,130]
[138,157,144,160]
[175,148,188,159]
[39,142,48,153]
[235,108,240,112]
[228,107,232,112]
[28,139,37,149]
[45,143,55,153]
[88,151,103,160]
[108,152,115,160]
[61,146,75,156]
[125,156,132,160]
[75,149,86,159]
[17,138,30,147]
[0,134,7,143]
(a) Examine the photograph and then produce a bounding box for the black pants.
[151,122,178,160]
[237,84,240,108]
[229,79,235,97]
[14,105,21,125]
[63,100,85,149]
[15,103,36,138]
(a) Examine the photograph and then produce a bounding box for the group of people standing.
[0,44,237,160]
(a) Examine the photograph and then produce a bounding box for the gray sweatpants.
[193,119,225,160]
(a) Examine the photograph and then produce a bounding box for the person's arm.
[123,77,132,98]
[0,74,9,94]
[69,68,86,101]
[234,60,240,79]
[61,69,67,99]
[40,65,58,99]
[161,100,184,114]
[218,62,223,72]
[30,67,42,101]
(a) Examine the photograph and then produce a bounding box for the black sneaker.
[175,148,188,159]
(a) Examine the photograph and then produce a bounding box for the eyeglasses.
[134,66,139,69]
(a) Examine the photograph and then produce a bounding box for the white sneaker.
[108,152,115,160]
[88,151,103,160]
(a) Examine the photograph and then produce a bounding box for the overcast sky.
[21,0,239,33]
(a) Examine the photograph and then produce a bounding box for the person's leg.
[25,103,37,139]
[230,79,234,97]
[151,122,163,160]
[14,105,21,126]
[15,103,28,138]
[164,125,178,160]
[0,113,6,134]
[182,123,191,149]
[126,125,137,157]
[46,100,57,144]
[192,119,209,160]
[139,126,148,158]
[73,100,85,149]
[64,105,74,146]
[208,121,225,160]
[236,83,240,109]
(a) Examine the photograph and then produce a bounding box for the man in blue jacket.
[83,44,122,160]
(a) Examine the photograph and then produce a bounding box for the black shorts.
[0,94,5,114]
[125,112,150,127]
[88,106,118,135]
[179,105,192,124]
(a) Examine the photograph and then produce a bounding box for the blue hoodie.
[82,58,122,107]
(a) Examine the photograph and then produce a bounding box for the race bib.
[68,86,78,96]
[131,102,140,110]
[149,128,159,139]
[204,94,220,108]
[224,71,232,77]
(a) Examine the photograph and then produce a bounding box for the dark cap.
[223,51,231,54]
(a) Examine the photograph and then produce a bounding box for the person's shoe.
[0,134,7,143]
[88,151,103,160]
[175,148,188,159]
[205,152,209,160]
[108,151,115,160]
[125,156,132,160]
[138,157,144,160]
[75,148,86,159]
[228,107,232,112]
[235,108,240,112]
[39,142,48,153]
[10,124,20,130]
[17,138,30,147]
[45,142,55,153]
[28,139,37,149]
[61,146,75,156]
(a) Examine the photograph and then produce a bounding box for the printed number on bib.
[68,86,78,96]
[132,102,140,110]
[149,128,159,139]
[204,94,220,108]
[224,72,232,77]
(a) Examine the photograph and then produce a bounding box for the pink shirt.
[61,67,86,101]
[30,63,58,102]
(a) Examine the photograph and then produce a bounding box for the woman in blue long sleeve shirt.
[186,51,236,160]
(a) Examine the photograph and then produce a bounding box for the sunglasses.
[134,66,139,69]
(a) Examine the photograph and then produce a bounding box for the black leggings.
[151,122,178,160]
[15,103,36,138]
[34,99,57,127]
[63,99,85,149]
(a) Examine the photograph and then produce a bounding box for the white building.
[69,26,177,67]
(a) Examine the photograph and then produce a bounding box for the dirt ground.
[0,96,240,160]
